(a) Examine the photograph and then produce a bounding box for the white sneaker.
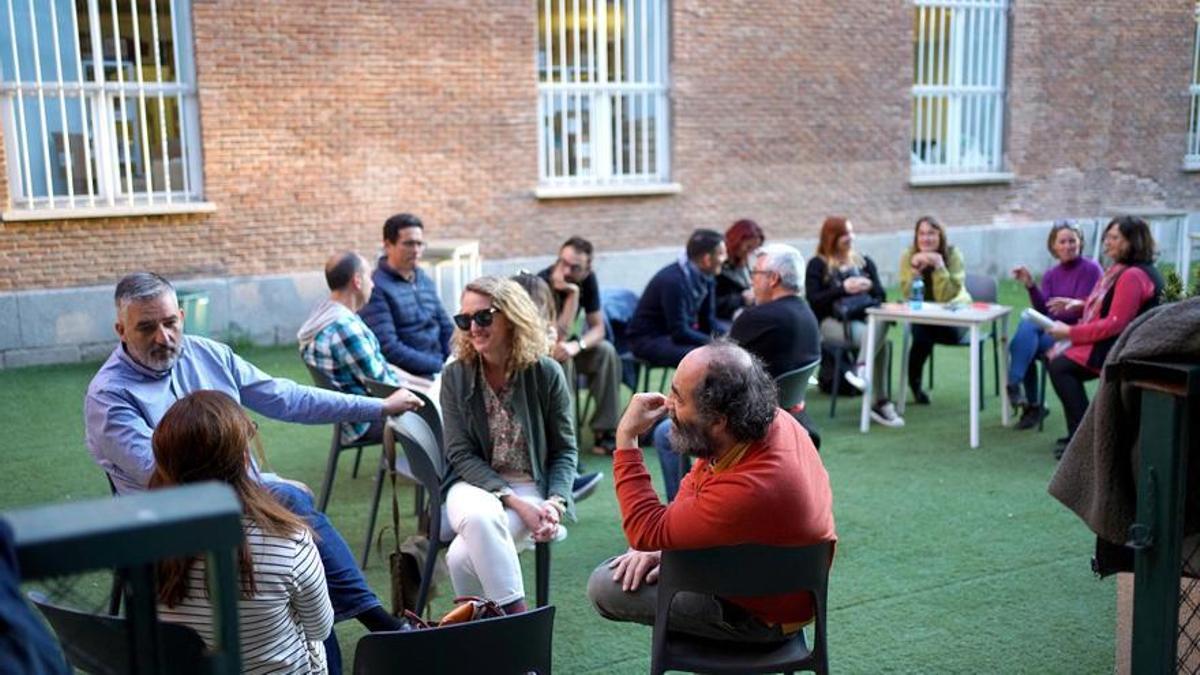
[870,401,905,428]
[843,364,867,392]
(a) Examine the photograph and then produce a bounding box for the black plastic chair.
[391,413,552,616]
[651,542,834,675]
[303,363,386,512]
[826,330,893,418]
[29,591,214,674]
[925,273,1001,409]
[352,605,555,674]
[775,358,822,410]
[359,379,437,568]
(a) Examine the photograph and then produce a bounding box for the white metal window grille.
[0,0,201,213]
[1186,4,1200,169]
[536,0,669,192]
[911,0,1009,180]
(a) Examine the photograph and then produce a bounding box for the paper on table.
[1021,307,1055,330]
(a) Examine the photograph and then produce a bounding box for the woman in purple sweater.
[1007,221,1103,429]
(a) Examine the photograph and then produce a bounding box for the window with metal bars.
[0,0,202,217]
[1186,6,1200,169]
[535,0,671,197]
[911,0,1009,183]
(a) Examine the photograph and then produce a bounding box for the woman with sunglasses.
[440,276,578,614]
[1006,221,1102,430]
[151,390,333,674]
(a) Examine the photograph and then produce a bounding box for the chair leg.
[1038,361,1049,432]
[928,350,935,390]
[656,367,671,394]
[535,542,550,608]
[351,447,364,479]
[107,569,124,616]
[416,515,443,617]
[991,329,1000,396]
[413,485,425,518]
[828,346,842,419]
[360,453,388,569]
[317,429,342,513]
[885,341,894,399]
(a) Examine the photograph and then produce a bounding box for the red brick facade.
[2,0,1198,291]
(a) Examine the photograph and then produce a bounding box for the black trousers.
[1047,355,1098,439]
[908,324,967,392]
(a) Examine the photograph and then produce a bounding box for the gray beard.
[669,415,717,460]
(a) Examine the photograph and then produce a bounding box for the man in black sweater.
[653,242,822,500]
[730,242,821,377]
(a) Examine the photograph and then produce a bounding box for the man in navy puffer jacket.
[360,213,455,378]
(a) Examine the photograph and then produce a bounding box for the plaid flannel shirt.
[301,314,398,442]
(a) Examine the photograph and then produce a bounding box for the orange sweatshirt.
[614,410,837,625]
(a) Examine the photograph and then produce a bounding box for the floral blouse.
[482,378,533,478]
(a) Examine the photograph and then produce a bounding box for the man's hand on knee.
[608,549,662,592]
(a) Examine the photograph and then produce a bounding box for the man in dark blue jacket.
[626,229,727,367]
[360,213,455,379]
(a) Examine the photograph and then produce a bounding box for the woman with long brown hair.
[805,216,903,427]
[152,390,333,674]
[898,215,972,404]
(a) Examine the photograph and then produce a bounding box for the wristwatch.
[576,337,587,351]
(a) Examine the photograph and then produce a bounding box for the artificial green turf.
[0,280,1115,673]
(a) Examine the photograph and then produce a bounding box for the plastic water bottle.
[910,277,924,310]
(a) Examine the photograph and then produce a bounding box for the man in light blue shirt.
[84,272,421,671]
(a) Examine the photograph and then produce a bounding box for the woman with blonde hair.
[152,390,333,673]
[440,276,578,614]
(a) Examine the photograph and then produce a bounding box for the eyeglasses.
[749,269,774,277]
[453,307,499,330]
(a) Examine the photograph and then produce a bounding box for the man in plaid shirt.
[299,251,400,444]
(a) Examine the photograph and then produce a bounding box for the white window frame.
[0,0,211,221]
[1185,4,1200,170]
[910,0,1013,186]
[535,0,678,199]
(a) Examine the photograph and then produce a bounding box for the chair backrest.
[391,413,444,498]
[964,273,997,303]
[775,358,822,409]
[352,605,555,674]
[303,362,338,391]
[29,591,213,675]
[364,379,444,449]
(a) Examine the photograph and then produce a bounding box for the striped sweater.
[158,519,334,674]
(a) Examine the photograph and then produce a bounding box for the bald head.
[324,251,367,291]
[674,340,777,443]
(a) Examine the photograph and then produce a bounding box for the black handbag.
[832,293,880,321]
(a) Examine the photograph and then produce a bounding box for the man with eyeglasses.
[537,237,623,455]
[361,213,456,387]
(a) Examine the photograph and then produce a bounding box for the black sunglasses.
[453,307,499,331]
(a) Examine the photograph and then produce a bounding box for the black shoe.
[572,472,604,502]
[1053,436,1070,461]
[1006,383,1027,410]
[911,389,931,405]
[1015,406,1050,430]
[591,431,617,456]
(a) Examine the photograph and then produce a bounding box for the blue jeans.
[652,419,691,502]
[1006,318,1055,402]
[268,481,383,675]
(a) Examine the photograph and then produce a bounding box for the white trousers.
[445,479,542,606]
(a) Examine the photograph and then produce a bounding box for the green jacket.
[898,245,972,304]
[440,355,579,518]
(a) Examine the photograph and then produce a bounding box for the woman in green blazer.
[440,276,578,614]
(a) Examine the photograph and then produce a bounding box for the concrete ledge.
[2,213,1195,369]
[2,201,217,222]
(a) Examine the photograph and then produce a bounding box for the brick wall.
[2,0,1198,292]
